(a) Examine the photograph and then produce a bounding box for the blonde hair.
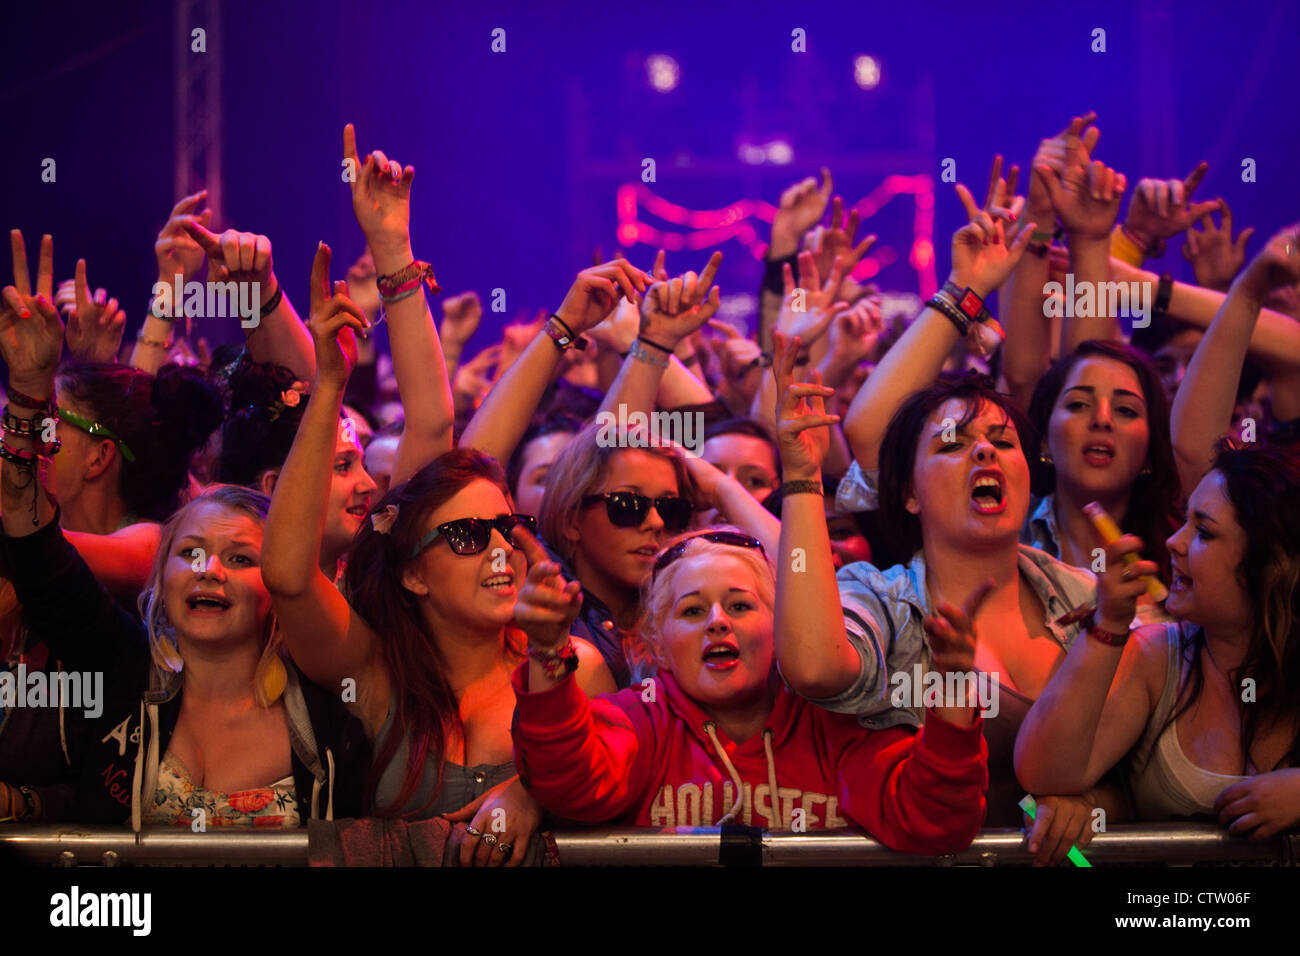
[137,485,286,707]
[636,530,777,666]
[537,420,695,566]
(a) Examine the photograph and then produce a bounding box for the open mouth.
[481,574,515,591]
[187,594,231,612]
[346,505,369,520]
[970,471,1006,515]
[702,643,740,669]
[1082,443,1115,467]
[1170,566,1193,593]
[630,546,658,559]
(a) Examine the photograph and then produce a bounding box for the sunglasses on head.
[582,491,694,532]
[652,531,766,579]
[410,513,537,559]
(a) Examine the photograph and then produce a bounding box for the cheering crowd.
[2,113,1299,866]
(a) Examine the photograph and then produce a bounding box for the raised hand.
[803,195,878,290]
[1124,162,1219,251]
[1032,114,1126,240]
[155,190,212,285]
[556,260,652,336]
[1093,533,1157,634]
[184,221,278,308]
[771,331,838,481]
[0,231,63,395]
[1182,199,1255,290]
[60,259,126,363]
[440,291,483,350]
[951,183,1037,298]
[923,578,994,727]
[706,318,766,396]
[1238,223,1300,300]
[1027,113,1100,226]
[585,295,641,354]
[776,250,849,344]
[306,242,370,392]
[512,524,583,652]
[825,297,885,372]
[770,168,834,258]
[344,249,381,319]
[638,251,722,350]
[452,344,501,413]
[343,123,414,259]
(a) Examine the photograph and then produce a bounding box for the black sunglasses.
[582,492,693,532]
[410,513,537,558]
[652,531,766,579]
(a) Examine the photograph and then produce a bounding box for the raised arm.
[1033,118,1128,350]
[459,260,650,463]
[842,182,1036,469]
[1003,118,1092,409]
[771,331,859,698]
[261,243,376,687]
[133,191,209,374]
[598,252,722,418]
[1015,534,1161,795]
[343,124,453,486]
[57,257,126,364]
[1171,226,1300,495]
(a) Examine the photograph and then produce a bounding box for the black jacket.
[1,517,370,826]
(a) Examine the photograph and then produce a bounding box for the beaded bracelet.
[136,329,173,349]
[0,432,61,459]
[527,639,579,680]
[2,407,57,436]
[628,339,668,368]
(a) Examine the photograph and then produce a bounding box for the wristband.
[259,284,284,318]
[941,281,993,324]
[778,479,824,497]
[527,639,579,680]
[544,316,587,352]
[628,339,669,368]
[740,352,774,375]
[762,252,798,297]
[6,387,54,412]
[377,260,441,300]
[1152,273,1173,321]
[136,329,173,349]
[2,407,56,436]
[1085,611,1130,647]
[636,335,674,355]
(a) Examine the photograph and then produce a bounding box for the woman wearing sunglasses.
[263,247,613,865]
[536,420,698,687]
[508,368,987,852]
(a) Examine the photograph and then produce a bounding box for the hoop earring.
[1040,451,1054,467]
[1139,462,1153,476]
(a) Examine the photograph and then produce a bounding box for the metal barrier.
[2,823,1296,866]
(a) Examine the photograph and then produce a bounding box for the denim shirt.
[1022,494,1062,556]
[819,464,1098,729]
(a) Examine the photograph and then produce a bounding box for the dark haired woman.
[1017,440,1300,837]
[785,190,1122,857]
[1024,340,1182,609]
[263,248,613,865]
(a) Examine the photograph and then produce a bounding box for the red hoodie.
[511,665,988,855]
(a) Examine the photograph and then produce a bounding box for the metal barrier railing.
[2,823,1296,866]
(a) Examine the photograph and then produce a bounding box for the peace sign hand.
[0,231,63,396]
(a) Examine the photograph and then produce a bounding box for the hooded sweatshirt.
[0,516,370,827]
[511,665,987,855]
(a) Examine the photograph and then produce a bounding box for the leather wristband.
[1153,273,1174,320]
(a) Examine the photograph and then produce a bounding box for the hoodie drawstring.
[703,722,781,827]
[703,721,745,824]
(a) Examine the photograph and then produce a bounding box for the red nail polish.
[1009,213,1018,222]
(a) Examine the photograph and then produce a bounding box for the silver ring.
[496,842,513,855]
[464,825,482,838]
[482,833,498,848]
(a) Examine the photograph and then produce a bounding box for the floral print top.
[146,752,301,828]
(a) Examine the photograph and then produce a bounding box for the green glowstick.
[1019,794,1092,867]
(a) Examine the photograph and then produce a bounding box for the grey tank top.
[370,698,545,865]
[1124,622,1248,820]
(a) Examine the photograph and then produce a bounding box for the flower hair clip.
[267,380,310,422]
[371,504,400,535]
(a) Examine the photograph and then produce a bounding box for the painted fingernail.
[20,309,30,319]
